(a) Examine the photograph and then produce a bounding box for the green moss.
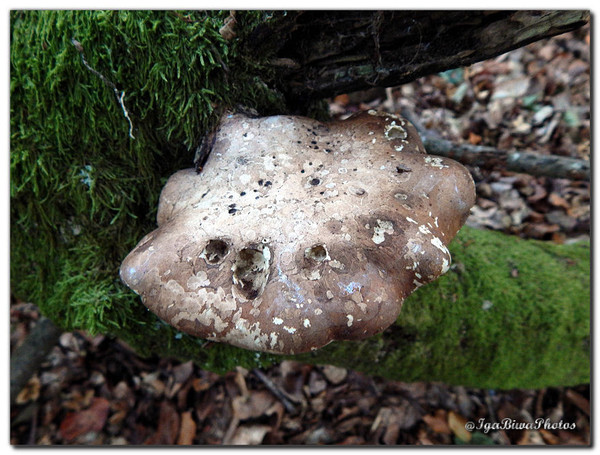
[11,10,285,338]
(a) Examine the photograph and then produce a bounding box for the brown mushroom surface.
[120,111,476,354]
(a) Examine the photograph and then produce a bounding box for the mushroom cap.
[120,111,475,354]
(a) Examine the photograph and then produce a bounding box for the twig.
[72,38,135,139]
[251,368,297,414]
[400,108,589,181]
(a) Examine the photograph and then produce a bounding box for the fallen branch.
[251,368,298,414]
[400,108,590,181]
[10,317,63,406]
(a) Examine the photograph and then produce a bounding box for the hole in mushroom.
[201,239,230,264]
[384,122,408,140]
[305,244,330,262]
[232,246,271,300]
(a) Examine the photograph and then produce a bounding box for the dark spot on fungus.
[240,191,246,196]
[264,181,272,187]
[201,239,229,264]
[310,178,321,186]
[258,179,264,186]
[232,247,271,300]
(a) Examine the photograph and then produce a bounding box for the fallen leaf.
[59,397,110,442]
[321,365,347,385]
[333,94,350,106]
[144,401,180,445]
[219,11,237,40]
[339,435,366,445]
[232,390,276,421]
[539,428,560,445]
[308,370,327,395]
[548,192,570,210]
[16,376,41,404]
[177,411,197,445]
[191,371,220,392]
[492,76,530,99]
[230,424,271,445]
[447,411,471,443]
[423,409,452,434]
[565,389,590,416]
[468,132,482,145]
[533,105,554,125]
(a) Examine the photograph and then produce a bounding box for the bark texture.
[253,10,590,105]
[10,318,63,405]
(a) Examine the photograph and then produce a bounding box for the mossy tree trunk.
[10,10,589,390]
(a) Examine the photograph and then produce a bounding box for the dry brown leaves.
[9,303,591,446]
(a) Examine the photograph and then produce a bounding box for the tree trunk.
[252,10,590,105]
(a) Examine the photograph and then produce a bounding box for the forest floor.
[10,24,590,446]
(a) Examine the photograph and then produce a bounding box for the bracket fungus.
[120,111,476,354]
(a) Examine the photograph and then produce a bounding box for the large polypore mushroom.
[120,111,475,354]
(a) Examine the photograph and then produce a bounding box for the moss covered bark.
[11,11,589,390]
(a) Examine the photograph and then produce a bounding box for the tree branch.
[253,10,590,104]
[10,317,62,406]
[400,108,590,181]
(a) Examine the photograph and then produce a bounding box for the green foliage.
[10,10,284,337]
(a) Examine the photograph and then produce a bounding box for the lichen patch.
[424,156,449,169]
[372,219,394,244]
